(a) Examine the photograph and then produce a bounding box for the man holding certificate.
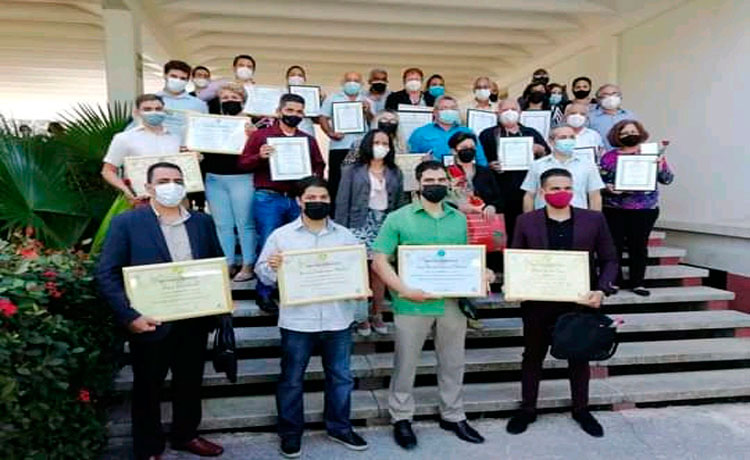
[255,176,369,458]
[505,168,618,438]
[372,160,486,449]
[96,162,225,459]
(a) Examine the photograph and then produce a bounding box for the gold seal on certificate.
[332,101,365,134]
[398,245,487,297]
[123,257,233,322]
[498,137,534,171]
[503,249,590,302]
[466,109,497,135]
[123,152,203,196]
[278,245,369,306]
[185,113,248,155]
[288,85,321,116]
[614,154,658,191]
[244,85,285,116]
[395,154,426,191]
[267,136,312,181]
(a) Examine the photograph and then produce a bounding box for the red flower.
[17,247,39,259]
[0,298,18,318]
[42,270,57,279]
[78,389,91,403]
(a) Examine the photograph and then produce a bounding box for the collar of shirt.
[411,200,457,218]
[156,90,191,100]
[266,121,304,137]
[540,154,581,166]
[592,106,628,116]
[290,217,337,235]
[150,204,191,226]
[133,124,172,136]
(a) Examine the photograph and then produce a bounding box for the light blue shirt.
[588,106,637,150]
[321,91,368,150]
[155,90,209,143]
[407,123,488,166]
[364,90,390,117]
[520,153,605,209]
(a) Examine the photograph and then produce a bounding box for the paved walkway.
[109,403,750,459]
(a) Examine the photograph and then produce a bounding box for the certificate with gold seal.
[123,152,203,196]
[122,257,233,322]
[278,245,370,306]
[398,245,487,297]
[503,249,590,302]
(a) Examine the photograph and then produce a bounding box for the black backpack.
[551,312,619,361]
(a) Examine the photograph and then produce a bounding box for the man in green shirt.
[372,160,485,450]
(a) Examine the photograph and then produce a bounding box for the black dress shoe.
[439,419,485,444]
[328,430,368,451]
[506,410,537,434]
[280,437,301,458]
[632,286,651,297]
[573,410,604,437]
[257,295,279,315]
[393,420,417,450]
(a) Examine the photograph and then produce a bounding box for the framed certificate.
[520,111,551,139]
[267,136,312,181]
[278,245,369,306]
[398,245,486,297]
[397,109,433,144]
[466,109,497,135]
[574,146,597,165]
[123,257,233,322]
[332,101,365,134]
[614,154,658,191]
[244,85,285,116]
[288,85,321,116]
[395,154,426,191]
[162,108,191,142]
[185,113,248,154]
[123,152,203,196]
[504,249,590,302]
[498,137,534,171]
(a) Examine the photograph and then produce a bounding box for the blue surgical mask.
[554,138,577,156]
[549,93,563,105]
[438,109,460,125]
[343,81,362,96]
[429,85,445,97]
[142,111,166,127]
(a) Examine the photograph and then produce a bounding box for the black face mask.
[489,93,499,103]
[221,100,243,116]
[573,89,591,100]
[528,91,546,103]
[619,134,641,147]
[281,114,303,128]
[370,82,387,94]
[456,148,476,163]
[421,184,448,203]
[303,201,330,220]
[377,122,398,135]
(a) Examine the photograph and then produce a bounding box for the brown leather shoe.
[172,437,224,457]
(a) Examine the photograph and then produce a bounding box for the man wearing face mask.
[460,76,497,117]
[364,68,391,116]
[589,84,637,150]
[102,94,181,204]
[190,65,218,113]
[156,60,208,143]
[373,161,489,450]
[408,95,488,166]
[197,54,257,105]
[506,168,617,438]
[521,125,604,212]
[564,103,604,157]
[570,76,595,106]
[96,162,225,460]
[385,67,436,110]
[255,176,369,458]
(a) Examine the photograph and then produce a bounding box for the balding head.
[498,99,520,112]
[343,71,363,83]
[564,102,590,116]
[596,84,621,99]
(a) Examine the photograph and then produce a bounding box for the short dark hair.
[285,65,306,79]
[135,93,164,108]
[415,160,446,182]
[163,60,191,76]
[279,93,306,109]
[147,162,182,183]
[533,68,549,76]
[572,76,592,87]
[607,119,650,148]
[232,54,256,68]
[448,131,477,150]
[540,168,572,187]
[402,67,424,81]
[296,175,329,196]
[192,65,210,77]
[357,129,396,167]
[426,74,444,87]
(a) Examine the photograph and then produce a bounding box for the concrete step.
[114,338,750,391]
[623,265,708,280]
[108,368,750,436]
[626,246,686,260]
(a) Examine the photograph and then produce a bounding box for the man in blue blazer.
[97,162,225,459]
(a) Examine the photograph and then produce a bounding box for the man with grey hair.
[588,84,637,149]
[364,68,391,116]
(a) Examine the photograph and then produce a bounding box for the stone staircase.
[108,232,750,440]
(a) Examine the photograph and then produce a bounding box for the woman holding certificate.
[600,120,674,296]
[335,129,408,336]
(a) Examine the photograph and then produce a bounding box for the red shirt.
[238,122,325,194]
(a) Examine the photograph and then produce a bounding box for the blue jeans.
[204,173,256,265]
[253,190,300,297]
[277,328,354,440]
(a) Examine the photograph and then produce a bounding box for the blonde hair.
[218,82,247,102]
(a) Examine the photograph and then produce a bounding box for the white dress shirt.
[102,126,181,167]
[521,154,605,210]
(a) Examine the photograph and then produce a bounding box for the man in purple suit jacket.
[505,168,618,438]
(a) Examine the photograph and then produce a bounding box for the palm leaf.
[56,102,132,162]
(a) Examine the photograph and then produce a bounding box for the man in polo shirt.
[238,93,325,314]
[156,60,209,143]
[372,160,485,450]
[521,125,604,212]
[588,84,637,150]
[407,95,489,167]
[101,94,181,203]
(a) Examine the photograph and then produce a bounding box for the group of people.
[96,55,675,460]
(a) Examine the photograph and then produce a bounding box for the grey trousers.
[388,300,467,423]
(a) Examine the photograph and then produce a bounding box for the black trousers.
[603,207,660,287]
[129,319,209,459]
[327,149,350,216]
[520,302,590,413]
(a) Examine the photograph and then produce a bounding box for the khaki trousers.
[388,300,467,423]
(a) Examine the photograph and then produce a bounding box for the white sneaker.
[357,322,372,337]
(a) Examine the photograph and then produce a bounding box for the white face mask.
[500,109,520,125]
[287,75,305,86]
[165,77,188,93]
[474,88,491,101]
[372,144,389,159]
[566,113,587,128]
[235,67,254,81]
[404,79,422,92]
[153,182,186,207]
[192,78,209,89]
[600,95,622,110]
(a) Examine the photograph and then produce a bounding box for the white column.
[102,0,142,104]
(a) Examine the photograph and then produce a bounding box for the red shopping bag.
[466,213,507,252]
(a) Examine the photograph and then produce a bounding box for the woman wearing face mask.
[425,74,446,100]
[466,76,497,112]
[600,120,674,297]
[343,110,406,165]
[335,129,408,336]
[284,65,316,137]
[547,83,569,128]
[571,76,595,106]
[385,67,435,110]
[520,81,550,111]
[447,132,503,219]
[201,83,258,282]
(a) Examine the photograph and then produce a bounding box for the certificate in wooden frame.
[503,249,590,302]
[614,154,658,192]
[123,152,204,196]
[498,137,534,171]
[278,245,370,306]
[288,85,321,116]
[466,108,497,135]
[123,257,233,322]
[184,113,248,155]
[332,101,365,134]
[397,245,487,298]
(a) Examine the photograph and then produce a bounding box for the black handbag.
[212,314,237,383]
[551,312,619,361]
